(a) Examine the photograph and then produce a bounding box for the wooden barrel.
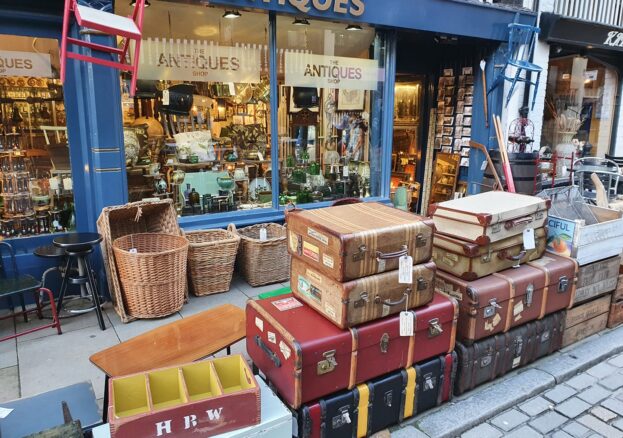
[482,150,541,195]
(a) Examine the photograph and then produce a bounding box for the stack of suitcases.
[245,202,459,437]
[429,191,579,395]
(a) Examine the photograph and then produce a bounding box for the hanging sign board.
[0,50,52,77]
[284,51,381,91]
[138,38,261,83]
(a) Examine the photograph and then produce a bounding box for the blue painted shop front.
[0,0,535,299]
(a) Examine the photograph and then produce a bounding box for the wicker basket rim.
[185,230,240,246]
[113,233,189,256]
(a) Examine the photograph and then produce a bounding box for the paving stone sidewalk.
[393,324,623,438]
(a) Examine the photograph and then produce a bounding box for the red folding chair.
[60,0,145,96]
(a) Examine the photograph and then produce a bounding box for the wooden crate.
[574,256,620,305]
[109,355,260,438]
[614,274,623,302]
[608,299,623,328]
[562,294,611,347]
[546,205,623,266]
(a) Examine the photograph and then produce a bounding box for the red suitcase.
[246,293,457,409]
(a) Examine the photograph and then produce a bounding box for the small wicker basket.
[112,233,189,319]
[186,229,240,296]
[230,223,290,287]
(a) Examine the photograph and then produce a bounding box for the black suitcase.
[367,370,408,434]
[415,352,456,414]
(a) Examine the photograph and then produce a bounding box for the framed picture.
[444,106,454,116]
[437,88,445,100]
[466,75,474,85]
[466,85,475,96]
[465,95,474,105]
[462,137,471,146]
[463,127,472,136]
[337,89,365,111]
[462,67,473,75]
[444,97,453,107]
[460,157,470,167]
[457,88,465,101]
[455,114,464,126]
[453,139,462,150]
[442,136,453,146]
[454,127,463,138]
[445,86,455,96]
[435,124,443,136]
[443,126,454,136]
[443,116,454,126]
[460,147,470,156]
[441,146,453,154]
[463,116,472,126]
[457,102,464,114]
[443,68,454,77]
[458,75,466,87]
[434,138,442,149]
[464,106,473,116]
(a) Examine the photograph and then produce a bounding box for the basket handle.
[228,223,237,233]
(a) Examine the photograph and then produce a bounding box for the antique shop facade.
[0,0,534,291]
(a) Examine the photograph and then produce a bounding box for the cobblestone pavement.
[457,352,623,438]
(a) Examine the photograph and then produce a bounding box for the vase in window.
[554,131,578,178]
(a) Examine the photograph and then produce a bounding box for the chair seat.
[75,4,140,37]
[0,275,41,297]
[508,59,543,72]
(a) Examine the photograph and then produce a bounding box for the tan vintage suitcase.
[291,257,436,328]
[432,227,547,280]
[575,256,620,305]
[607,299,623,328]
[430,192,549,245]
[286,203,434,282]
[562,294,611,347]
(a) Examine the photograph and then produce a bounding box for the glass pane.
[116,2,271,216]
[0,34,75,237]
[544,56,619,159]
[276,17,385,205]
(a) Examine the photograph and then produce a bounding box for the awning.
[540,13,623,52]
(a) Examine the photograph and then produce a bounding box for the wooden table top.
[90,304,246,377]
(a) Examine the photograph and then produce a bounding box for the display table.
[0,382,101,438]
[91,378,293,438]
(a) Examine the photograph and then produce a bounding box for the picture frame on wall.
[464,106,473,116]
[460,147,470,156]
[437,88,445,100]
[442,136,453,146]
[455,114,464,126]
[465,95,474,105]
[453,139,462,150]
[289,86,320,113]
[435,124,443,136]
[458,75,466,87]
[434,138,442,149]
[445,86,455,96]
[454,127,463,138]
[457,102,464,114]
[462,66,473,75]
[443,126,454,136]
[457,88,465,101]
[463,127,472,136]
[443,68,454,77]
[462,137,471,146]
[466,85,475,96]
[443,116,454,126]
[444,106,454,116]
[463,116,472,126]
[466,75,474,85]
[460,157,470,167]
[441,146,453,154]
[337,89,365,111]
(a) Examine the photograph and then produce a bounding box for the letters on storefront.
[603,31,623,47]
[0,50,52,77]
[247,0,365,17]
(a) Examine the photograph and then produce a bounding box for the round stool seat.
[34,245,66,258]
[64,247,95,257]
[53,232,103,252]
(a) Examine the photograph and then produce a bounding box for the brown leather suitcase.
[430,192,549,245]
[455,311,564,395]
[286,202,434,282]
[432,227,547,280]
[291,256,436,328]
[436,253,576,343]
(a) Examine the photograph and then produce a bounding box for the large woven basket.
[112,233,189,319]
[230,223,290,287]
[97,199,183,322]
[186,229,240,296]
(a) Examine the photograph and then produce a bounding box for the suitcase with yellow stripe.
[286,203,434,282]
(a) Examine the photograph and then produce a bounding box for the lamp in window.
[346,24,362,31]
[215,99,227,121]
[293,17,310,26]
[223,10,241,19]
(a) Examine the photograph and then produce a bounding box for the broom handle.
[495,116,516,193]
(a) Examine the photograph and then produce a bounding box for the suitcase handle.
[254,335,281,368]
[504,216,533,230]
[376,245,408,260]
[498,249,527,261]
[375,290,410,307]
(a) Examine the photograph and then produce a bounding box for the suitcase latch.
[353,292,369,308]
[424,373,435,390]
[380,333,390,353]
[417,277,429,291]
[428,318,443,337]
[525,283,534,307]
[332,407,351,429]
[558,276,569,293]
[541,330,550,343]
[296,235,303,256]
[317,350,338,375]
[352,244,367,262]
[484,299,502,318]
[384,390,393,407]
[514,336,523,355]
[482,248,493,263]
[480,355,492,368]
[415,233,427,248]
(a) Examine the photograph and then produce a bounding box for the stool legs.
[83,257,106,331]
[56,255,72,314]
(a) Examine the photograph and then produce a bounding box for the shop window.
[543,56,619,160]
[0,34,74,237]
[116,2,270,216]
[275,17,385,205]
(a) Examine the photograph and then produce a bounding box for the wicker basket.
[98,200,183,322]
[230,223,290,287]
[186,229,240,296]
[112,233,189,319]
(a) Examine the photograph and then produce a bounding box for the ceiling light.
[293,17,310,26]
[223,10,241,19]
[130,0,150,6]
[346,24,362,31]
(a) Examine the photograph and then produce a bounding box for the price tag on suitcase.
[523,228,535,250]
[399,256,413,284]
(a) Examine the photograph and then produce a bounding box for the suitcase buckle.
[428,318,443,337]
[384,390,393,407]
[415,233,427,248]
[353,292,369,308]
[480,355,492,368]
[380,333,390,353]
[558,276,569,293]
[484,299,502,318]
[424,373,435,390]
[417,278,429,291]
[525,284,534,307]
[482,248,492,263]
[352,244,367,262]
[332,407,351,428]
[317,350,338,375]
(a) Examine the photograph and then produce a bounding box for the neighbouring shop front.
[0,0,535,294]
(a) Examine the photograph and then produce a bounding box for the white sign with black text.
[0,50,52,77]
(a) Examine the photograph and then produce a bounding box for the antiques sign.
[540,13,623,53]
[0,50,52,77]
[604,31,623,48]
[285,52,381,91]
[246,0,365,16]
[138,38,261,83]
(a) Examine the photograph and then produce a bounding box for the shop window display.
[0,35,74,237]
[116,2,271,215]
[276,17,385,205]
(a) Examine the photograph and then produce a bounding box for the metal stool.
[54,233,106,331]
